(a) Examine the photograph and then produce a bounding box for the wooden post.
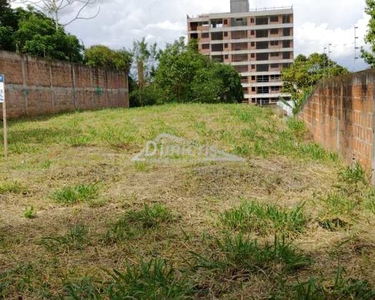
[0,74,7,158]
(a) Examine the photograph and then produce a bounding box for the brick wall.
[0,51,129,119]
[299,70,375,181]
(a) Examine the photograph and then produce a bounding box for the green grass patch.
[106,259,192,300]
[193,234,310,273]
[105,204,174,242]
[220,201,308,235]
[273,267,375,300]
[51,183,99,205]
[0,181,25,194]
[24,206,37,219]
[39,224,90,252]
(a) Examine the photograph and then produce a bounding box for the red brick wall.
[0,51,129,119]
[299,70,375,177]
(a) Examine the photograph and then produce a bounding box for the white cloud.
[14,0,372,70]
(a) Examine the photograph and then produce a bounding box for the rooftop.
[187,6,293,19]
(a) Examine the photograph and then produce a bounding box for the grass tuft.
[338,162,369,186]
[273,267,375,300]
[220,201,308,235]
[24,206,37,219]
[193,234,310,274]
[51,183,99,205]
[106,259,192,300]
[0,181,25,194]
[40,224,89,252]
[105,204,174,242]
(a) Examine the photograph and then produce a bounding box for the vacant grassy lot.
[1,103,375,299]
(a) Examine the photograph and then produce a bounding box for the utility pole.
[354,26,359,72]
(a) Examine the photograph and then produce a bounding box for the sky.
[44,0,371,71]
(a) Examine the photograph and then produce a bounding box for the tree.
[0,0,9,7]
[281,53,348,114]
[85,45,132,73]
[9,0,100,30]
[154,37,208,103]
[191,63,243,103]
[14,8,84,61]
[0,0,21,51]
[154,37,243,104]
[132,38,158,90]
[362,0,375,67]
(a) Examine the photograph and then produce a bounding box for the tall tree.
[281,53,348,114]
[85,45,132,74]
[132,38,158,90]
[9,0,100,30]
[154,37,243,104]
[15,10,84,61]
[0,6,84,61]
[362,0,375,67]
[0,0,9,7]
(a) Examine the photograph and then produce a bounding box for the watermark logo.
[132,133,245,163]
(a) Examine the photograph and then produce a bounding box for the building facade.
[187,0,293,105]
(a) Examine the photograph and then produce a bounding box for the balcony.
[231,31,248,40]
[232,54,248,62]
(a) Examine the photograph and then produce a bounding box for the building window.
[256,17,268,25]
[271,64,279,68]
[202,21,209,27]
[252,87,256,92]
[283,28,291,36]
[251,18,254,23]
[256,30,268,38]
[270,16,278,22]
[257,64,269,72]
[202,44,209,50]
[270,29,278,35]
[224,19,228,25]
[225,55,229,59]
[271,52,279,57]
[283,52,291,59]
[251,53,255,58]
[283,40,290,48]
[251,30,255,35]
[202,33,209,38]
[251,65,255,69]
[270,41,279,46]
[282,15,291,24]
[271,86,280,92]
[224,32,228,37]
[251,76,255,80]
[224,43,228,48]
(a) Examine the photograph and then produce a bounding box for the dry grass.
[0,103,374,299]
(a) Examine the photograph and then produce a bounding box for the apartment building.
[187,0,293,105]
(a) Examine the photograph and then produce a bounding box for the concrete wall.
[0,51,129,119]
[299,70,375,180]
